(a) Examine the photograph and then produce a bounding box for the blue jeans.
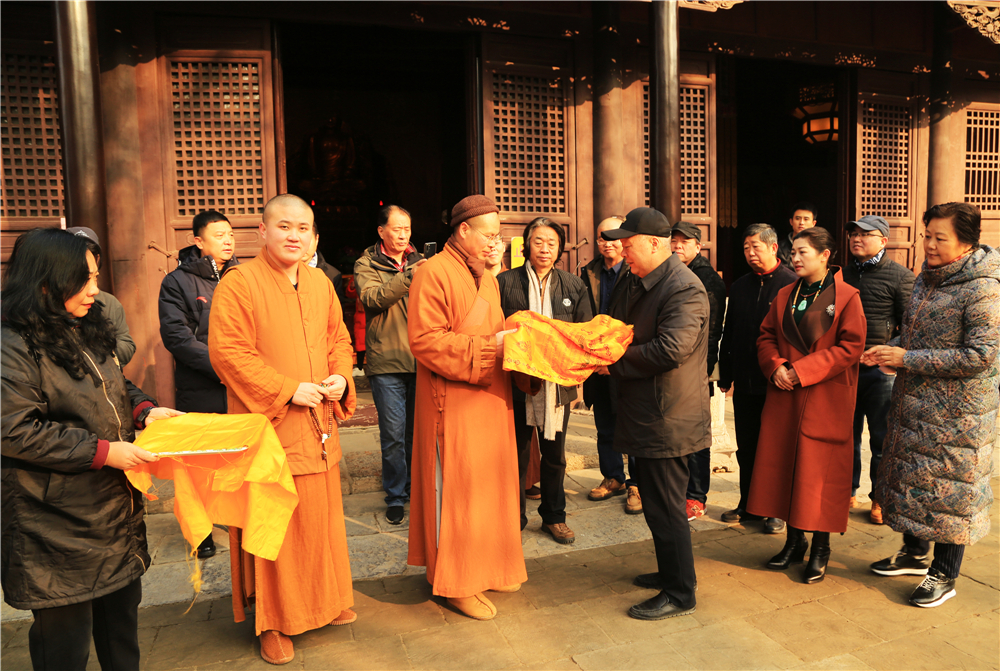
[852,365,894,495]
[369,373,416,507]
[590,375,635,488]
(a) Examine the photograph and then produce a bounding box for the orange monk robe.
[406,242,528,597]
[208,247,357,636]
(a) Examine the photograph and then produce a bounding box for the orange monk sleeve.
[208,270,299,418]
[408,263,498,387]
[326,280,357,419]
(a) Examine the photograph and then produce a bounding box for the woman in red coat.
[747,227,866,584]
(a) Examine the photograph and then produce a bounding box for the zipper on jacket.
[83,351,124,441]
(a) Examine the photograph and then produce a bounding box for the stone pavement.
[2,401,998,670]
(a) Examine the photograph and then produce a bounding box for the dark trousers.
[515,401,570,528]
[852,365,894,495]
[29,577,142,671]
[633,455,697,609]
[369,372,416,507]
[903,533,966,579]
[733,392,767,511]
[685,383,714,504]
[590,375,636,488]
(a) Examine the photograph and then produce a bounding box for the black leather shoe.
[764,518,786,534]
[909,569,957,608]
[633,572,661,589]
[871,546,931,576]
[197,534,216,560]
[767,533,808,570]
[804,546,831,584]
[627,592,696,620]
[386,506,405,525]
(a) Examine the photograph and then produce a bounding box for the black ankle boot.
[803,532,830,584]
[767,528,808,570]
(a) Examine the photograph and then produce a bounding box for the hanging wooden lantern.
[793,83,839,144]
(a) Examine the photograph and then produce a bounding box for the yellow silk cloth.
[502,312,634,386]
[126,413,298,562]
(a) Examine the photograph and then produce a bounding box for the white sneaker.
[352,367,365,377]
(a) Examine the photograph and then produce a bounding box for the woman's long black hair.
[2,228,116,380]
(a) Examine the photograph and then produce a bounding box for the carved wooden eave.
[678,1,744,12]
[947,0,1000,44]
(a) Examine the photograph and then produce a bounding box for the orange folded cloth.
[502,312,634,386]
[126,413,298,563]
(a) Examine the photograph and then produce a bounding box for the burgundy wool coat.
[747,268,866,533]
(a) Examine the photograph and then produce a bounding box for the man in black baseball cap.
[601,206,709,621]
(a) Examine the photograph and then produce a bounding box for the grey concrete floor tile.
[575,591,701,645]
[348,590,446,642]
[144,616,256,670]
[140,558,231,608]
[301,636,412,670]
[352,579,388,598]
[382,573,432,595]
[1,620,28,649]
[519,658,582,671]
[402,619,520,670]
[534,547,616,570]
[690,573,780,626]
[961,552,1000,590]
[495,603,614,665]
[572,638,690,671]
[0,646,32,671]
[137,599,213,629]
[926,611,1000,668]
[729,566,857,609]
[605,539,655,557]
[578,551,659,595]
[345,512,381,537]
[340,490,388,517]
[852,630,990,671]
[747,601,884,664]
[347,531,410,580]
[665,618,800,670]
[818,583,970,641]
[519,563,616,609]
[790,654,876,670]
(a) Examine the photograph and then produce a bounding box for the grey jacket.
[608,254,711,458]
[98,290,135,366]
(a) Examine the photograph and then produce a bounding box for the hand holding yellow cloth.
[502,312,634,386]
[126,413,298,562]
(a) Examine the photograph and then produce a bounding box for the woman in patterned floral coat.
[866,202,1000,609]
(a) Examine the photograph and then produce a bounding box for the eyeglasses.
[848,231,884,239]
[468,225,503,246]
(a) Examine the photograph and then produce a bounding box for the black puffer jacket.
[158,245,239,413]
[718,261,798,395]
[497,265,592,405]
[842,253,915,349]
[1,326,154,610]
[608,254,710,458]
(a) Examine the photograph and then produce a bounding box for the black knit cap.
[449,195,499,227]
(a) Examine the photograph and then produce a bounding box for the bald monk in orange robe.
[209,194,357,665]
[407,195,528,620]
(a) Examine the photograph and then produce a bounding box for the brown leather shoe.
[870,502,884,525]
[542,522,576,544]
[448,593,497,620]
[588,477,626,501]
[331,608,357,625]
[260,630,294,665]
[625,486,643,515]
[525,485,541,500]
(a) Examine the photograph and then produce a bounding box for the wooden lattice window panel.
[859,103,911,218]
[680,86,708,215]
[641,83,709,215]
[965,109,999,212]
[1,51,64,219]
[170,60,265,217]
[491,72,566,215]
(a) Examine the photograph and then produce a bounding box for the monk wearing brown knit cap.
[406,195,527,620]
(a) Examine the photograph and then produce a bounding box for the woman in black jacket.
[2,228,180,671]
[497,218,592,544]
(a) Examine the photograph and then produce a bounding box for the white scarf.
[525,260,565,441]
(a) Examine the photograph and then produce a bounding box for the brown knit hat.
[449,195,499,227]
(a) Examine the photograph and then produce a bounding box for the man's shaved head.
[263,194,312,224]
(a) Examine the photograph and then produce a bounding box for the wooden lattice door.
[482,37,577,270]
[0,41,65,268]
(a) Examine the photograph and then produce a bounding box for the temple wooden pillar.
[927,2,964,209]
[592,2,625,227]
[55,0,110,287]
[651,0,681,223]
